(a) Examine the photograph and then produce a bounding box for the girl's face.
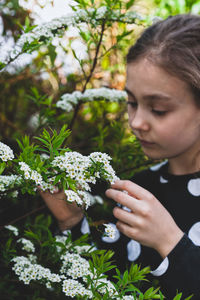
[126,58,200,168]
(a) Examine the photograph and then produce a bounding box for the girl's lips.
[139,139,155,147]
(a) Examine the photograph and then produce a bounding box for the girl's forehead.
[126,58,193,102]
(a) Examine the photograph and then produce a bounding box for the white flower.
[18,161,54,191]
[5,225,19,236]
[0,6,143,68]
[61,252,91,279]
[64,190,83,205]
[17,238,35,253]
[62,278,92,298]
[104,223,117,240]
[0,142,14,161]
[0,175,22,193]
[12,255,61,285]
[56,88,127,112]
[89,152,119,184]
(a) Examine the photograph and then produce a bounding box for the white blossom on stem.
[4,224,19,236]
[62,278,92,298]
[0,6,143,66]
[12,256,61,285]
[104,223,117,240]
[17,238,35,253]
[0,175,22,193]
[0,142,14,162]
[56,87,127,112]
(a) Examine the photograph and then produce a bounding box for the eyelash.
[127,101,167,116]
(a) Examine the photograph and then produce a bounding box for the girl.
[40,14,200,299]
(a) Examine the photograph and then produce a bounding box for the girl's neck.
[168,151,200,175]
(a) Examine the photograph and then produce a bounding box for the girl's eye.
[152,109,167,116]
[127,101,137,108]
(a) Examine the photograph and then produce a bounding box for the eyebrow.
[124,87,171,101]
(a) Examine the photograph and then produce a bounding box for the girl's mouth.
[139,139,155,147]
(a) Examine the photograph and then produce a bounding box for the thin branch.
[69,21,106,130]
[0,204,46,231]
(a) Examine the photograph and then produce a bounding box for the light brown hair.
[127,14,200,106]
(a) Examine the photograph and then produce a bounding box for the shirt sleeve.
[157,234,200,299]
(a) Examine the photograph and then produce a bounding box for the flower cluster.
[11,229,139,299]
[60,253,91,279]
[55,235,95,254]
[104,223,117,240]
[64,190,91,209]
[0,142,117,209]
[17,238,35,253]
[60,251,117,297]
[0,6,143,66]
[12,256,61,286]
[56,87,127,112]
[18,162,53,191]
[0,142,14,162]
[0,175,22,193]
[51,151,118,208]
[89,152,119,184]
[62,278,92,298]
[4,224,19,236]
[96,277,117,297]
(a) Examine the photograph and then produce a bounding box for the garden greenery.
[0,0,196,299]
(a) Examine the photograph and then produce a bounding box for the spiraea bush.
[0,0,194,299]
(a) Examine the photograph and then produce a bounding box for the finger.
[111,180,153,200]
[113,207,137,227]
[116,221,136,240]
[106,188,140,212]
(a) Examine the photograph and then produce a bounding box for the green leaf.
[48,44,57,66]
[0,162,6,175]
[0,61,6,70]
[34,137,50,147]
[172,293,182,300]
[24,231,40,242]
[126,0,135,10]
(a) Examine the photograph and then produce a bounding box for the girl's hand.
[106,180,184,258]
[39,189,84,231]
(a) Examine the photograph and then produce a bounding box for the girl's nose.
[129,108,150,131]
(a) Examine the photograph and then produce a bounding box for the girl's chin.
[142,149,166,160]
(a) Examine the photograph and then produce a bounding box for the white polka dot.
[122,205,131,212]
[127,239,141,261]
[187,178,200,196]
[188,222,200,245]
[160,176,168,183]
[81,217,90,234]
[150,161,168,171]
[62,229,71,236]
[101,223,120,243]
[151,257,169,277]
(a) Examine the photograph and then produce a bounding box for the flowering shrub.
[0,126,120,242]
[3,218,164,299]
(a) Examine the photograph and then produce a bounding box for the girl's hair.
[126,14,200,106]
